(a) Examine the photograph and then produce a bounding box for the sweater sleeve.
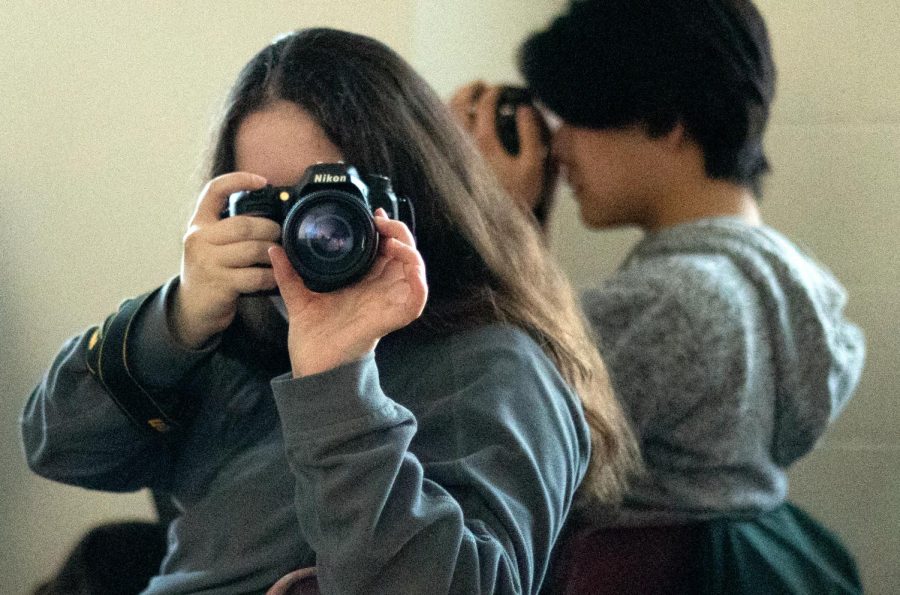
[270,331,589,594]
[20,279,215,492]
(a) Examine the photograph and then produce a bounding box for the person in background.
[21,27,638,594]
[452,1,865,592]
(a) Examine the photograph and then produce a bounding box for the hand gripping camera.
[225,163,415,293]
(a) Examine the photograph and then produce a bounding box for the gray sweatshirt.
[21,280,590,594]
[581,218,865,526]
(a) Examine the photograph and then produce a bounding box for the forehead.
[234,100,344,186]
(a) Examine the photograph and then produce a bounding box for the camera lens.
[282,190,378,292]
[297,207,355,262]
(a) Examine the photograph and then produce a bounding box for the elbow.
[21,414,56,481]
[21,422,150,492]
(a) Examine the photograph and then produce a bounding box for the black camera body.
[225,163,414,293]
[495,86,551,156]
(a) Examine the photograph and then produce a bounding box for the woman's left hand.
[268,209,427,377]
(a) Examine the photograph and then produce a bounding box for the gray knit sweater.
[581,217,865,526]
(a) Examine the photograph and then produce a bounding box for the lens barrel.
[282,189,378,293]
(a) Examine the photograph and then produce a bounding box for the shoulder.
[406,324,590,475]
[414,324,568,399]
[445,324,553,368]
[399,323,584,424]
[444,325,581,402]
[583,251,751,335]
[388,323,566,387]
[396,326,590,538]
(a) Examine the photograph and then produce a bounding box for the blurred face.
[234,99,344,185]
[551,122,666,229]
[235,100,344,315]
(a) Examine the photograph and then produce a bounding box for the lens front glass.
[282,187,379,292]
[297,205,355,262]
[284,192,374,281]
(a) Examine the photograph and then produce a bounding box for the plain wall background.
[1,1,896,593]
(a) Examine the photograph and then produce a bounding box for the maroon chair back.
[548,524,705,595]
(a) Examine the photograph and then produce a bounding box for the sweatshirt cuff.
[129,277,220,390]
[270,352,395,435]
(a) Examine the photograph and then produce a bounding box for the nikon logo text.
[313,174,347,183]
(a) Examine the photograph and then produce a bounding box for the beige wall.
[759,2,900,591]
[1,1,896,593]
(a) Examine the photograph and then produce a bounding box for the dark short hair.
[520,0,776,197]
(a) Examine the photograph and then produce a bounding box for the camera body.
[225,162,414,293]
[495,86,551,156]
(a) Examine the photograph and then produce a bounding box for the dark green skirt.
[700,502,863,594]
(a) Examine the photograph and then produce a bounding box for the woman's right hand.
[170,172,281,349]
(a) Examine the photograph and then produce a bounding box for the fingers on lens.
[375,216,415,247]
[449,80,485,120]
[383,236,423,268]
[516,106,544,157]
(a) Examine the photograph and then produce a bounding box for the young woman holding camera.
[21,28,637,594]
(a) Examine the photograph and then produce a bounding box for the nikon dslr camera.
[225,162,414,293]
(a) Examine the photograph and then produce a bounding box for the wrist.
[291,338,378,378]
[169,286,225,349]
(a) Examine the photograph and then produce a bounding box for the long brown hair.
[206,28,638,508]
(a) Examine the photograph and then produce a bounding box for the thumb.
[268,246,312,306]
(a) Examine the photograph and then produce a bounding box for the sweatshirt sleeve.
[20,278,215,492]
[270,332,589,594]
